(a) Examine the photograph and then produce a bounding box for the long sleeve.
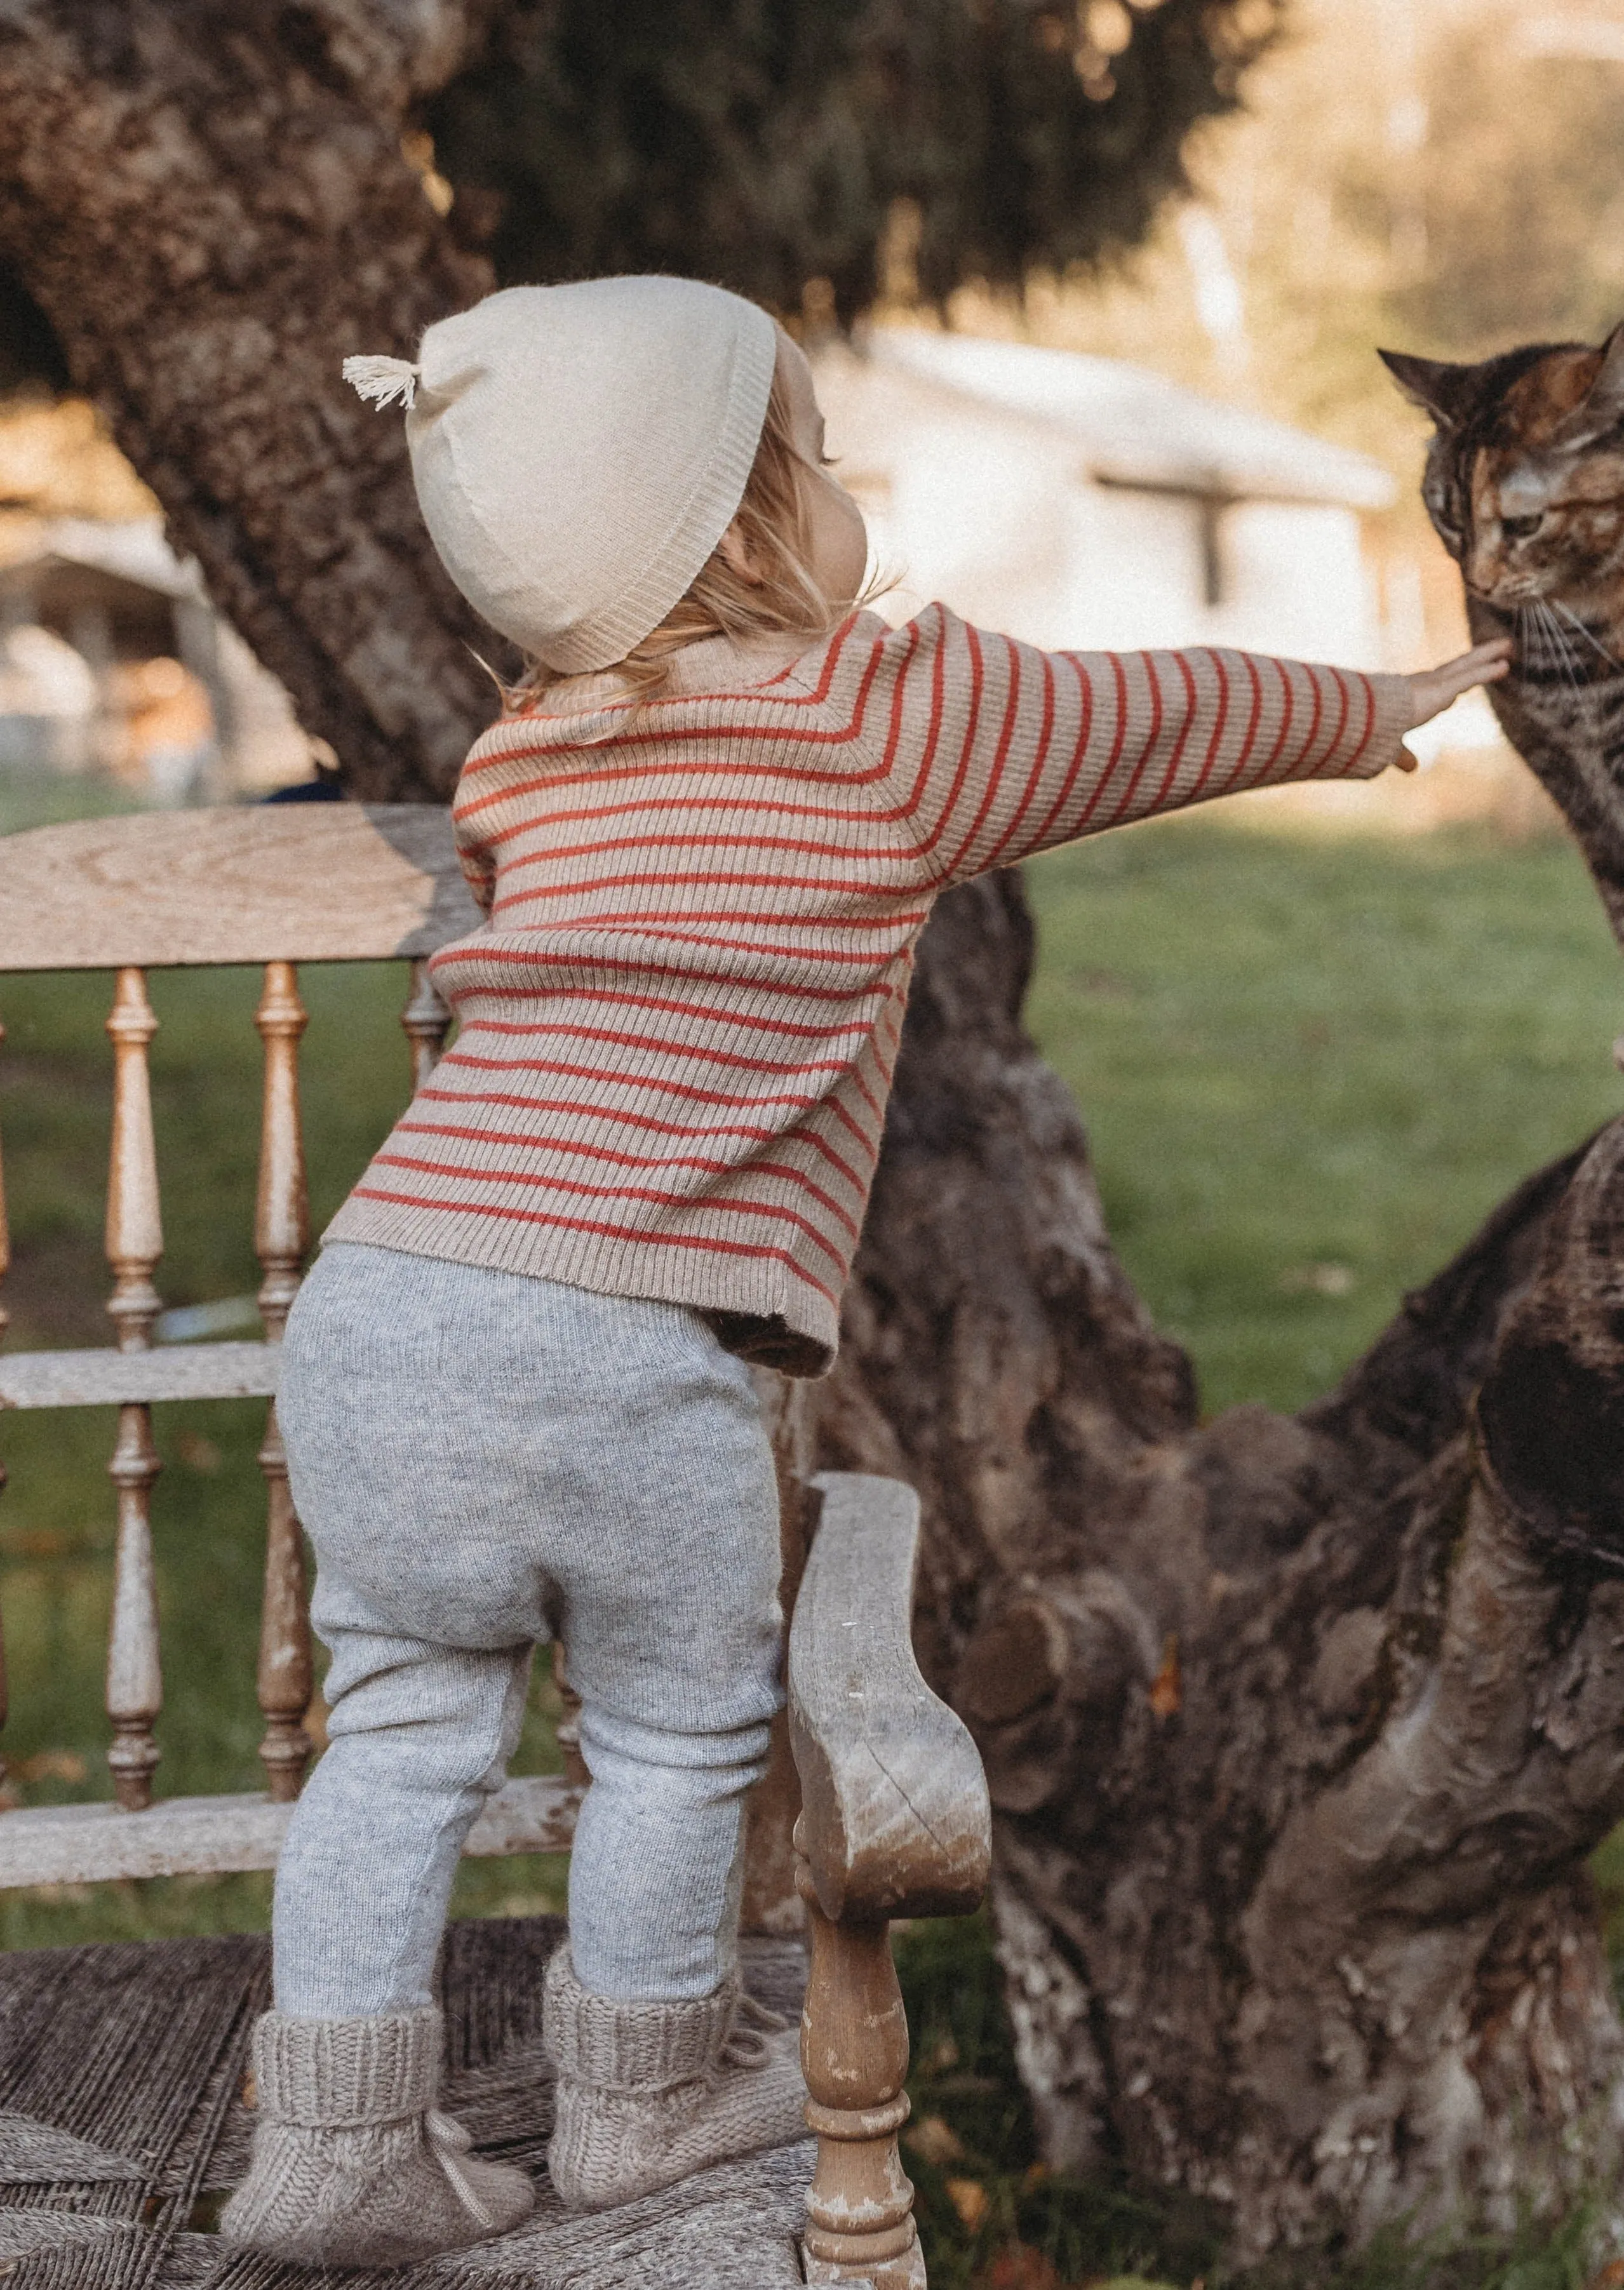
[854,606,1413,888]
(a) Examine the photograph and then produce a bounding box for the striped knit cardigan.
[327,606,1411,1374]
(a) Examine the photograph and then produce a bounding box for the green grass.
[2,796,1623,2285]
[1024,814,1624,1416]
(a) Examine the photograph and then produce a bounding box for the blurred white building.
[0,517,310,803]
[812,326,1396,666]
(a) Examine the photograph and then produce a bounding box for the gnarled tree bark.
[0,0,498,797]
[814,867,1624,2257]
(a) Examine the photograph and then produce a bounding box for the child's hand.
[1389,639,1513,772]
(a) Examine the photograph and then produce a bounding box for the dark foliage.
[424,0,1282,320]
[0,264,68,394]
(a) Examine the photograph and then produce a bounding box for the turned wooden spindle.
[795,1828,925,2290]
[401,958,453,1092]
[104,968,164,1810]
[254,962,312,1800]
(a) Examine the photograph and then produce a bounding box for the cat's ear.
[1566,321,1624,439]
[1378,348,1477,428]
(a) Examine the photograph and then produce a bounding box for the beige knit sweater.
[327,606,1411,1374]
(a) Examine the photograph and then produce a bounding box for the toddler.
[220,276,1508,2266]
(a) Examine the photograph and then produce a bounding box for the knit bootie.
[543,1946,809,2211]
[218,2006,534,2267]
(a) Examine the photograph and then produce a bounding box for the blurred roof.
[0,518,199,657]
[862,327,1397,511]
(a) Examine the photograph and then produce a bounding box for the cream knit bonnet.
[344,278,779,676]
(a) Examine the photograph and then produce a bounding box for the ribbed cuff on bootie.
[252,2006,441,2126]
[542,1955,740,2094]
[543,1945,808,2213]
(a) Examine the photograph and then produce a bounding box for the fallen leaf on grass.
[13,1750,86,1785]
[945,2176,990,2233]
[904,2112,967,2167]
[174,1431,222,1474]
[974,2242,1063,2289]
[1278,1261,1355,1297]
[1583,2263,1624,2290]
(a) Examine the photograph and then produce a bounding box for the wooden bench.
[0,804,990,2287]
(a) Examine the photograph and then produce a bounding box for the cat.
[1381,327,1624,940]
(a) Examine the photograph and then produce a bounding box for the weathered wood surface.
[788,1470,990,2290]
[789,1472,991,1925]
[0,1341,279,1408]
[0,1917,810,2287]
[0,806,480,971]
[0,1772,582,1889]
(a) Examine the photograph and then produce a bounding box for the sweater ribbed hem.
[319,1198,839,1376]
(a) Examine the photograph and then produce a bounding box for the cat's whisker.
[1534,598,1582,688]
[1552,597,1624,676]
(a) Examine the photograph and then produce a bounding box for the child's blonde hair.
[502,356,849,718]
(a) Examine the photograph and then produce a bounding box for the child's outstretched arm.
[856,610,1510,884]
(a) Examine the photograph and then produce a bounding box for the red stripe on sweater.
[347,1188,842,1309]
[494,826,917,874]
[1106,655,1173,826]
[1222,655,1294,796]
[1075,653,1137,832]
[438,1050,885,1151]
[1145,651,1202,815]
[441,984,887,1044]
[433,952,895,1019]
[1186,650,1234,803]
[370,1153,854,1271]
[414,1086,874,1193]
[1312,667,1352,777]
[1214,652,1265,799]
[465,923,923,969]
[906,617,986,874]
[981,646,1058,871]
[451,1018,859,1081]
[477,866,906,905]
[939,633,1024,878]
[396,1119,866,1227]
[1024,651,1099,850]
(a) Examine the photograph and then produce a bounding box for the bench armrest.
[788,1471,991,1924]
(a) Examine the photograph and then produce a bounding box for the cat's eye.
[1501,512,1543,540]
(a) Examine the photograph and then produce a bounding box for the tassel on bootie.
[543,1946,809,2211]
[218,2006,534,2267]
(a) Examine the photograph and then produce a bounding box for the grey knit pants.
[272,1242,784,2018]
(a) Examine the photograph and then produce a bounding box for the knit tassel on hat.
[218,2005,534,2267]
[542,1946,809,2212]
[343,355,421,412]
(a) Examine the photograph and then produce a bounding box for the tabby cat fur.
[1382,326,1624,938]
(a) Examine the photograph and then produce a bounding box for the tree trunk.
[815,867,1624,2259]
[0,1,497,798]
